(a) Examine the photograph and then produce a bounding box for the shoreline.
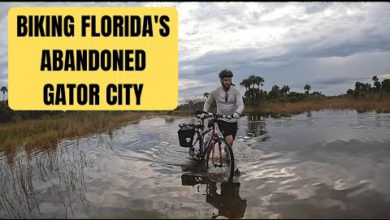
[1,95,390,154]
[243,96,390,115]
[0,111,187,154]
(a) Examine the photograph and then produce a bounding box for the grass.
[0,110,187,160]
[244,95,390,115]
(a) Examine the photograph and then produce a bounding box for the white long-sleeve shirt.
[203,86,244,123]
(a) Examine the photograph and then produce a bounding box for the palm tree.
[1,86,7,101]
[281,85,290,95]
[304,84,311,95]
[240,78,253,105]
[253,76,264,89]
[240,79,251,91]
[240,75,266,105]
[372,76,381,92]
[355,81,363,92]
[270,85,280,96]
[248,75,257,89]
[203,92,210,99]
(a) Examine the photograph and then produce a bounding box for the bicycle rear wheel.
[205,138,235,182]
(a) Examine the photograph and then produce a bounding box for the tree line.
[201,74,390,107]
[346,76,390,96]
[236,75,324,106]
[0,86,71,123]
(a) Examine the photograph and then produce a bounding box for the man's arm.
[203,91,215,112]
[235,89,244,116]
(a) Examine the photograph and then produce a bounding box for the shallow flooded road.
[1,110,390,218]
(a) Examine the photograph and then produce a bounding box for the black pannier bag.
[178,124,195,147]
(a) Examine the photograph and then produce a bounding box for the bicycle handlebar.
[178,111,236,129]
[195,111,234,120]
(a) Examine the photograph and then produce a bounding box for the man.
[203,69,244,149]
[206,181,247,219]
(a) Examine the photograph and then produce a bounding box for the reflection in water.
[206,181,247,219]
[246,115,267,137]
[181,163,247,219]
[244,115,270,144]
[262,181,390,218]
[0,140,90,218]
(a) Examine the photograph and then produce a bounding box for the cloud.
[0,12,7,48]
[180,49,390,96]
[312,76,365,86]
[304,2,335,14]
[178,78,219,102]
[377,73,390,80]
[179,78,204,91]
[0,51,6,87]
[1,2,390,100]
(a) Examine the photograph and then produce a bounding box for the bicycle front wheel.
[205,138,235,182]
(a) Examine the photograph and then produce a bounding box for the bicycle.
[178,111,236,182]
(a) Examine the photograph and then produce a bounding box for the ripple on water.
[2,111,390,218]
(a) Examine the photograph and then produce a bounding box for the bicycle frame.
[190,113,228,164]
[190,120,212,160]
[208,119,227,166]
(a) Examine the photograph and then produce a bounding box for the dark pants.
[217,120,238,140]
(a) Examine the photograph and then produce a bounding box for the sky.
[1,2,390,103]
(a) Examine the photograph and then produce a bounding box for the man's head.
[219,69,233,90]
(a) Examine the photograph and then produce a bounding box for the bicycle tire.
[205,137,235,182]
[189,131,205,160]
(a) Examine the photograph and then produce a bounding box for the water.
[1,110,390,218]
